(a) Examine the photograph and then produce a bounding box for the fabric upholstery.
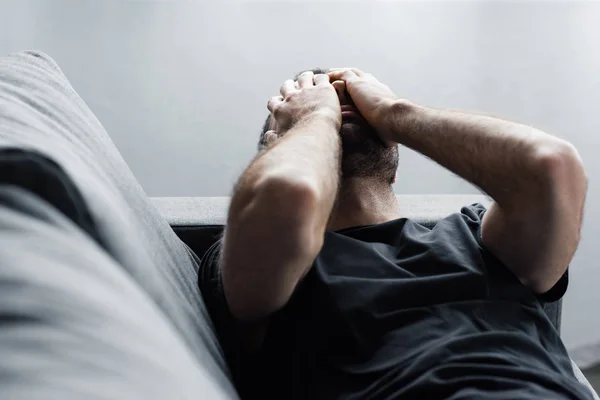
[0,51,236,399]
[151,194,495,227]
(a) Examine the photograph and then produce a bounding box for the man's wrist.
[296,111,341,136]
[381,99,421,143]
[308,110,341,131]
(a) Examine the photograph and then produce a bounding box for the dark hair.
[258,68,327,150]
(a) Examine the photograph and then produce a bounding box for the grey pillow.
[0,51,237,399]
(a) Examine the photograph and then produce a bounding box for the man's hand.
[328,68,402,146]
[268,71,341,135]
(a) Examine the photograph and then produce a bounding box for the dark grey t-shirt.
[200,203,592,399]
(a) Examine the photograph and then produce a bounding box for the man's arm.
[328,68,587,295]
[386,103,587,293]
[221,72,341,328]
[390,101,587,293]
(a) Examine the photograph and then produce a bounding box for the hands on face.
[264,71,341,146]
[265,68,400,148]
[327,68,399,146]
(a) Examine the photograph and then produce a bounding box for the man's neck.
[327,179,401,231]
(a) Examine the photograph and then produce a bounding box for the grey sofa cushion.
[0,186,230,399]
[0,51,236,399]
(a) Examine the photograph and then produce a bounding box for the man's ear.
[392,173,397,184]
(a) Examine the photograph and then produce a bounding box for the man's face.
[336,101,399,184]
[261,70,399,184]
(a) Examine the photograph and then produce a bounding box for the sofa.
[0,50,597,399]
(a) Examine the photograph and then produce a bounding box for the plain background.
[1,0,599,365]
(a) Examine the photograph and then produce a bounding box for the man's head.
[259,68,399,185]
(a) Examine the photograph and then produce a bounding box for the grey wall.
[2,0,599,361]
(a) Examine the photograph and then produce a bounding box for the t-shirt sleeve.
[461,202,568,303]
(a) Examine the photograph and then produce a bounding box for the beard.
[339,115,399,183]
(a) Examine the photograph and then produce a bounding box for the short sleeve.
[536,271,568,303]
[461,203,568,304]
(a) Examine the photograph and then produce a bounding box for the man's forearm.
[386,101,575,207]
[222,116,340,320]
[222,70,342,322]
[242,116,341,211]
[220,115,340,321]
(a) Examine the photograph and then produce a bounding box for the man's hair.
[258,68,327,150]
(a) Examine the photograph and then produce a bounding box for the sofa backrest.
[152,194,493,261]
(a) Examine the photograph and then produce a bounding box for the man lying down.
[199,68,592,399]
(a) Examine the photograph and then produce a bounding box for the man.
[199,68,591,399]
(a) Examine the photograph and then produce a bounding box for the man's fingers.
[267,95,283,112]
[314,74,330,86]
[297,71,314,88]
[331,80,347,99]
[327,69,359,84]
[280,80,295,97]
[328,67,365,77]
